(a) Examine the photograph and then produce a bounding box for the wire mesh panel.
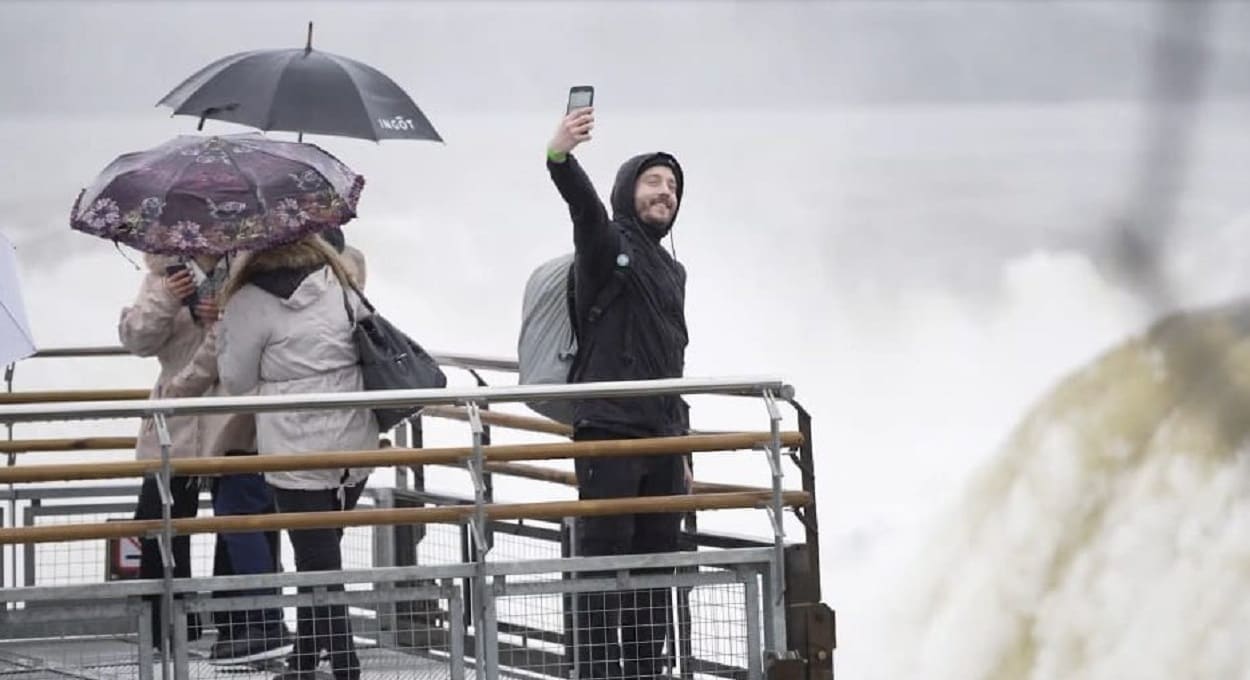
[491,568,763,680]
[341,495,378,573]
[487,521,563,566]
[0,601,153,680]
[684,576,758,680]
[416,524,465,567]
[25,498,216,587]
[178,582,467,680]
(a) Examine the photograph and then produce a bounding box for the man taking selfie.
[546,96,690,680]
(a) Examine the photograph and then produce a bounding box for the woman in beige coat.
[119,253,253,646]
[216,235,374,680]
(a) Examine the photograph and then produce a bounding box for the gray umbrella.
[157,23,442,143]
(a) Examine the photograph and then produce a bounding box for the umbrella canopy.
[158,23,442,143]
[0,231,35,367]
[70,134,364,256]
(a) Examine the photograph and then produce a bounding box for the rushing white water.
[872,300,1250,680]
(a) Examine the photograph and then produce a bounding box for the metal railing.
[0,364,828,680]
[25,345,521,374]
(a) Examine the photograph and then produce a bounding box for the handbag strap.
[338,276,375,327]
[337,277,371,486]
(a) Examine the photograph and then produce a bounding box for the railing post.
[136,596,155,680]
[787,402,821,594]
[563,516,580,679]
[465,402,490,557]
[172,598,190,680]
[743,566,764,680]
[762,391,786,589]
[761,390,788,656]
[393,417,410,490]
[152,412,176,680]
[464,401,496,676]
[466,370,497,556]
[410,414,425,495]
[4,361,15,594]
[446,578,466,680]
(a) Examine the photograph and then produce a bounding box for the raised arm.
[546,108,614,257]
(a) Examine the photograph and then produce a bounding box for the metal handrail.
[0,376,795,424]
[0,431,803,484]
[0,490,812,545]
[28,345,520,373]
[0,395,576,439]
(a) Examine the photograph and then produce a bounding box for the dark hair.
[321,227,346,253]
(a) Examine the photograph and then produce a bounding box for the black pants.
[135,474,201,646]
[210,453,285,641]
[574,428,683,680]
[271,481,367,680]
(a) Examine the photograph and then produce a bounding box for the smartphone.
[164,262,201,318]
[567,85,594,114]
[165,261,207,286]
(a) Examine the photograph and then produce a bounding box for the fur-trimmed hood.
[241,239,328,274]
[222,238,328,302]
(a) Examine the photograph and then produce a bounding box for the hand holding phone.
[164,264,197,302]
[549,86,595,157]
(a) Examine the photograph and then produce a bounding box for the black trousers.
[135,474,201,646]
[574,428,684,680]
[271,481,367,680]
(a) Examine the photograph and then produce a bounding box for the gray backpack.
[517,243,632,423]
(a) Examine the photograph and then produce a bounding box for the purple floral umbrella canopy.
[70,133,364,255]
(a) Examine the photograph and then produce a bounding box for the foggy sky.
[5,0,1250,299]
[5,1,1250,118]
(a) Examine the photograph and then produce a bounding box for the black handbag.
[342,282,447,431]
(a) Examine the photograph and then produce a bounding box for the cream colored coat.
[216,258,375,491]
[118,255,255,461]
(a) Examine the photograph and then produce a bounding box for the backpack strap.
[584,230,633,328]
[565,233,632,383]
[565,260,580,342]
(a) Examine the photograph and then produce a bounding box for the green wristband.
[547,148,568,163]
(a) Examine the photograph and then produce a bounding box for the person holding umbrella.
[117,250,256,651]
[156,254,296,665]
[214,234,374,680]
[73,133,369,672]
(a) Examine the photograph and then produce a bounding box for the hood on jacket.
[609,152,684,241]
[244,239,334,303]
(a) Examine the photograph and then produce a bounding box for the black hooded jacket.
[547,152,689,437]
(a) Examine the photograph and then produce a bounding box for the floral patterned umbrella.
[70,133,364,255]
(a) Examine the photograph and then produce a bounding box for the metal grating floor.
[0,639,474,680]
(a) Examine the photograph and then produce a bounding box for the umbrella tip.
[306,21,313,52]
